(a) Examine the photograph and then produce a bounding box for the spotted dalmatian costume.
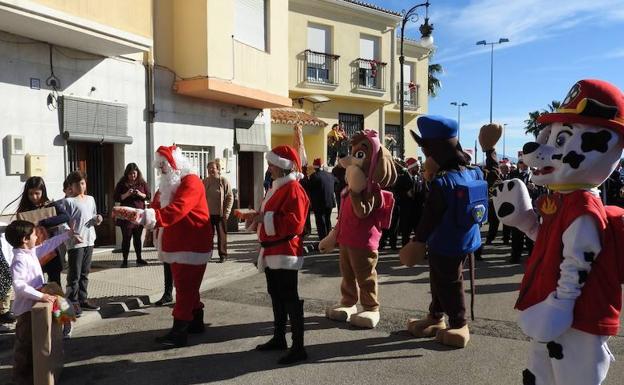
[492,80,624,385]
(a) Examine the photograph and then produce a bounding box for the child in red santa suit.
[114,145,213,348]
[247,145,310,365]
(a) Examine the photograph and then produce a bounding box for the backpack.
[452,169,489,229]
[604,205,624,283]
[378,190,396,230]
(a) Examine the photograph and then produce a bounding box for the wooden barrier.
[31,302,63,385]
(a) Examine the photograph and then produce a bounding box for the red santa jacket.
[515,190,621,336]
[146,174,213,265]
[257,173,310,271]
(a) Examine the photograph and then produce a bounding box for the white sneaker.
[62,323,72,339]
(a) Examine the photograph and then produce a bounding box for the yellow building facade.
[277,0,431,165]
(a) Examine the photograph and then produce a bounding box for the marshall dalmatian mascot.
[114,145,213,348]
[492,79,624,385]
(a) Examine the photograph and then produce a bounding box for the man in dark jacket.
[395,158,426,246]
[308,158,337,240]
[331,159,347,213]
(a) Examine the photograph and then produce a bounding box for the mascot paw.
[435,325,470,348]
[349,311,380,329]
[325,304,358,322]
[518,292,574,342]
[478,123,503,151]
[407,316,447,338]
[399,241,427,266]
[491,179,536,228]
[318,230,337,253]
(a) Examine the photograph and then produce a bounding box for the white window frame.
[234,0,268,52]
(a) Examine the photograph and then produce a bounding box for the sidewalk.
[63,229,261,323]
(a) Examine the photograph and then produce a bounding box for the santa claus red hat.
[313,158,322,168]
[266,145,301,172]
[156,145,178,170]
[406,157,419,170]
[537,79,624,137]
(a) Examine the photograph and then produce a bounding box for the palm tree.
[428,63,443,97]
[524,100,561,137]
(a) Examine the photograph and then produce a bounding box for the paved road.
[1,238,622,384]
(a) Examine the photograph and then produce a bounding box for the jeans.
[66,246,93,304]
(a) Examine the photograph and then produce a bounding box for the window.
[358,35,383,89]
[235,0,267,51]
[401,63,415,104]
[306,24,332,83]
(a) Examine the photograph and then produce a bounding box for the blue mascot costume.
[400,116,497,348]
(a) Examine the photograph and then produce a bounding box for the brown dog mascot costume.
[319,129,397,328]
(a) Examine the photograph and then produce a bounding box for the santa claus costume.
[252,145,310,365]
[115,145,213,348]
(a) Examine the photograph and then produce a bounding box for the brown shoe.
[407,315,446,338]
[435,325,470,348]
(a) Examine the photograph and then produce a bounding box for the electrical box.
[26,154,47,177]
[6,135,25,155]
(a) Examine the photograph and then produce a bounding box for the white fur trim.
[158,250,213,265]
[144,208,157,230]
[266,151,294,170]
[264,211,276,236]
[260,173,299,212]
[256,252,303,272]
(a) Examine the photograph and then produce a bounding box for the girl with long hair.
[113,163,150,267]
[16,176,70,286]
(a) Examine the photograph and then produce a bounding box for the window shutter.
[235,0,266,51]
[403,63,413,81]
[359,36,377,60]
[307,24,329,53]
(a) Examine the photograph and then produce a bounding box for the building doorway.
[67,142,116,246]
[238,151,255,209]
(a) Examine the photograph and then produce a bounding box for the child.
[63,171,102,315]
[6,219,80,385]
[16,177,70,287]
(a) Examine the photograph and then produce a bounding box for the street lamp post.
[503,123,507,159]
[476,38,509,123]
[450,101,467,141]
[399,1,434,159]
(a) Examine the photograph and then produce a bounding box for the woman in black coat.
[113,163,151,267]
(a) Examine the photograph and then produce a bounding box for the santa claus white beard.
[158,170,181,207]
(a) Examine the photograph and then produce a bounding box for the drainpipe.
[145,52,156,194]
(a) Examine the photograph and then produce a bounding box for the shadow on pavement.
[58,319,452,384]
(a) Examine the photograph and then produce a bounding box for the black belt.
[260,234,299,248]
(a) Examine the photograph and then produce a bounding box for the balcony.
[397,82,419,110]
[301,50,340,88]
[353,58,387,92]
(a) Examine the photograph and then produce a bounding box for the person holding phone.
[114,163,151,268]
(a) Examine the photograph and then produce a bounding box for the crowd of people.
[2,120,624,383]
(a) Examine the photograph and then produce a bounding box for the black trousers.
[313,208,332,240]
[399,206,420,246]
[42,252,63,287]
[265,268,300,303]
[163,262,173,295]
[66,246,93,303]
[511,227,534,259]
[210,215,228,257]
[120,224,144,261]
[486,200,499,243]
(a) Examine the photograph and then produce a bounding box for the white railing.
[181,149,213,179]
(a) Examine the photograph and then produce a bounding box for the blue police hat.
[417,115,458,140]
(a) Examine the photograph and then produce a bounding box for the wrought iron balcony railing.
[355,58,386,91]
[304,49,340,85]
[397,82,419,109]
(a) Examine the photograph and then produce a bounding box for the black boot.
[120,256,128,268]
[256,299,287,351]
[188,308,205,334]
[279,300,307,365]
[154,292,173,306]
[155,319,189,348]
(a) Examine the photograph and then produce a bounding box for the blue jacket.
[427,168,487,256]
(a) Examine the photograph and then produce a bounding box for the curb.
[75,261,259,327]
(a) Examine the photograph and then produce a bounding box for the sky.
[368,0,624,162]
